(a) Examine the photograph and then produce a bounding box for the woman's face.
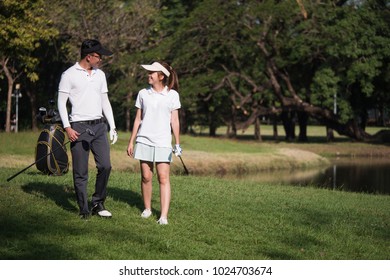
[148,71,164,86]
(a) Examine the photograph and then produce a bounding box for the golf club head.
[39,107,47,116]
[49,99,56,107]
[36,107,47,124]
[86,128,96,136]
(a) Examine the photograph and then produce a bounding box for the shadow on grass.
[0,182,79,259]
[22,182,77,213]
[0,215,79,259]
[107,171,163,218]
[0,180,147,259]
[109,186,144,211]
[20,179,148,216]
[109,186,162,218]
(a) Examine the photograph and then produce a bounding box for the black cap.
[81,39,113,56]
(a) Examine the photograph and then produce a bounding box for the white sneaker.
[91,203,112,218]
[157,217,168,225]
[97,209,112,218]
[141,209,152,218]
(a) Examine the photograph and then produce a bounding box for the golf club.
[178,155,189,175]
[6,128,95,182]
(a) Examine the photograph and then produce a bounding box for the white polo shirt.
[135,86,181,148]
[58,62,108,127]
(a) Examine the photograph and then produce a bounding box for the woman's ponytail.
[160,61,179,91]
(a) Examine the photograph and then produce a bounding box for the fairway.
[1,170,389,260]
[0,131,389,260]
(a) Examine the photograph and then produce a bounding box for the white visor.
[141,62,170,77]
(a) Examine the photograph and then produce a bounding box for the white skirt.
[134,142,173,163]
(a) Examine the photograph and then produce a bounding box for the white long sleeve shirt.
[57,62,116,130]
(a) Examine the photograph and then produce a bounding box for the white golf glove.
[173,144,182,157]
[109,129,118,145]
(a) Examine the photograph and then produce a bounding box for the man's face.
[87,53,102,68]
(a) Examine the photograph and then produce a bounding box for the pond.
[224,158,390,195]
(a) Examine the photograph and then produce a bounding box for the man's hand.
[65,127,80,142]
[110,129,118,145]
[173,144,182,157]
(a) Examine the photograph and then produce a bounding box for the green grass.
[0,170,389,260]
[0,128,389,260]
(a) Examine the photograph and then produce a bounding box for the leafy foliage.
[0,0,58,81]
[1,0,389,141]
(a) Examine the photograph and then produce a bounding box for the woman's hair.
[159,61,179,91]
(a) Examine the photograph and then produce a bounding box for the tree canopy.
[0,0,58,131]
[1,0,389,142]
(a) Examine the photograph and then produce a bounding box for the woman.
[127,61,181,225]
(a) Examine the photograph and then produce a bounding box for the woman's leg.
[156,162,171,219]
[140,161,154,211]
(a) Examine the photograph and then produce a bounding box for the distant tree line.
[1,0,389,142]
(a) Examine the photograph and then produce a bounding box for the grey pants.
[70,122,112,214]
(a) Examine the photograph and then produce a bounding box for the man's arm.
[58,91,70,128]
[58,91,79,141]
[101,93,116,130]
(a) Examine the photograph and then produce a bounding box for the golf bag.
[35,101,69,175]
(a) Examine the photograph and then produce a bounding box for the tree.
[172,0,390,141]
[0,0,58,132]
[246,0,390,141]
[172,0,259,136]
[44,0,164,131]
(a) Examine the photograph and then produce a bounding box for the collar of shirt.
[148,86,168,96]
[75,62,97,75]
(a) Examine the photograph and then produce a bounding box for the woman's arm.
[171,109,180,145]
[127,108,142,157]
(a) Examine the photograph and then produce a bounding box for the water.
[227,158,390,195]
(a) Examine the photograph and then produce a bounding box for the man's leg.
[71,123,91,215]
[90,123,112,207]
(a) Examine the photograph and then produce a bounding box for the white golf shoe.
[91,203,112,218]
[157,217,168,225]
[141,209,152,218]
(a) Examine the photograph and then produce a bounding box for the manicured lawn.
[0,129,389,260]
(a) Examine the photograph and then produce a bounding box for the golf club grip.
[6,164,35,182]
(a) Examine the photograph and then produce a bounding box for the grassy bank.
[2,126,390,175]
[0,128,389,259]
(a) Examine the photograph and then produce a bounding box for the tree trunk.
[23,87,38,132]
[209,111,217,137]
[1,57,21,133]
[179,109,188,134]
[254,117,262,141]
[125,93,131,132]
[326,127,335,142]
[297,111,308,142]
[2,62,15,133]
[209,124,217,137]
[281,110,295,141]
[272,114,278,141]
[5,80,13,133]
[360,111,368,131]
[228,105,237,138]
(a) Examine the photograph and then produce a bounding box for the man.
[58,39,118,219]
